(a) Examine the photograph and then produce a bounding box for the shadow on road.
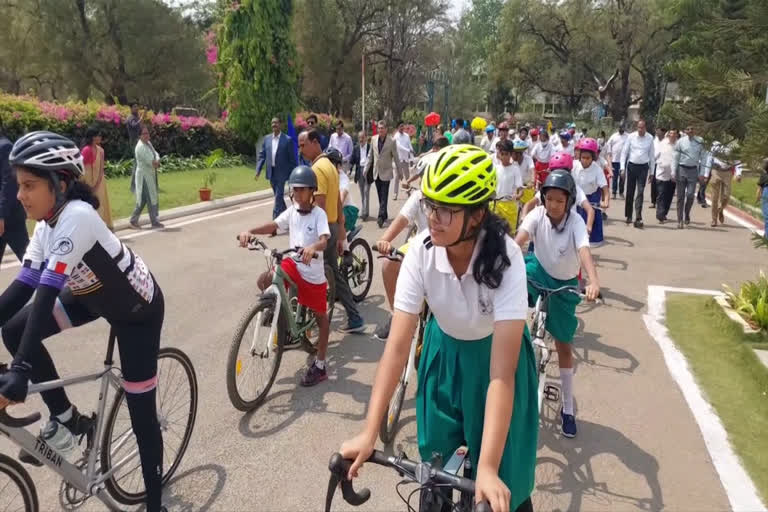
[154,463,228,511]
[534,401,664,512]
[597,288,645,312]
[574,319,640,374]
[603,236,634,248]
[593,255,628,272]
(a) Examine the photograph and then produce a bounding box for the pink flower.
[12,112,21,119]
[206,43,218,65]
[221,110,229,120]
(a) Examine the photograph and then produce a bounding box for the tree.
[216,0,299,142]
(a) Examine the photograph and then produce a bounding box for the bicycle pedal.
[544,384,560,402]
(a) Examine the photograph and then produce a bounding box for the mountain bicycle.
[326,448,491,512]
[0,331,198,511]
[373,247,430,445]
[226,238,335,411]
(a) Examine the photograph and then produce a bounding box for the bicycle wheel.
[0,453,38,512]
[101,347,198,506]
[226,295,287,411]
[347,238,373,302]
[379,368,407,444]
[325,264,337,324]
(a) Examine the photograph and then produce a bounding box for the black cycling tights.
[2,287,165,512]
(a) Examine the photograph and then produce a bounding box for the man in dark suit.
[256,117,298,218]
[350,131,371,217]
[0,130,29,263]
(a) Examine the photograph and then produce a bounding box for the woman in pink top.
[80,127,113,230]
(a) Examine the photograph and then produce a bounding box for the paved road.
[0,183,765,511]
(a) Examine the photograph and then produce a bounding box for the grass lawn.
[25,166,270,234]
[665,294,768,502]
[106,165,271,219]
[730,175,763,216]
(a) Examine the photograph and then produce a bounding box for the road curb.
[113,189,274,231]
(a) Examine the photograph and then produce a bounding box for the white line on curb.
[0,198,273,272]
[644,285,766,512]
[723,207,764,237]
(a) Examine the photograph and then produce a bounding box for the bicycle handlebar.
[372,245,405,261]
[0,408,41,428]
[235,236,318,259]
[527,281,603,303]
[326,451,491,512]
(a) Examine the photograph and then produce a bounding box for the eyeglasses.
[420,199,463,225]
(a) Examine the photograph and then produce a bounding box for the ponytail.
[472,208,511,289]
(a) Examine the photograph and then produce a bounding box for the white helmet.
[9,131,84,178]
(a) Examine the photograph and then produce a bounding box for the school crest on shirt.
[478,287,494,315]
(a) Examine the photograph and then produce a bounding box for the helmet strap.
[447,207,485,247]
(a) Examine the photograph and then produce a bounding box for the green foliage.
[202,170,218,189]
[400,108,426,126]
[104,152,245,178]
[725,271,768,331]
[752,233,768,250]
[216,0,299,143]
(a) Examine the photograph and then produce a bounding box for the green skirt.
[343,205,359,233]
[524,253,581,343]
[416,316,538,511]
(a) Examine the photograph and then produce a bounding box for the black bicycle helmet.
[541,169,577,211]
[9,131,84,178]
[288,165,317,189]
[323,147,343,167]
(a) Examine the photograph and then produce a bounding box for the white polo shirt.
[519,206,589,281]
[572,161,607,195]
[394,230,528,340]
[399,189,428,233]
[495,163,523,198]
[274,206,331,284]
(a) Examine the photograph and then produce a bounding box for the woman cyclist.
[0,132,167,512]
[339,145,537,512]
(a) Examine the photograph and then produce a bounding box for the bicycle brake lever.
[328,453,371,506]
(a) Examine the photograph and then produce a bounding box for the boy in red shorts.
[237,166,331,386]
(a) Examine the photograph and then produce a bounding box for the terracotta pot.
[199,188,212,201]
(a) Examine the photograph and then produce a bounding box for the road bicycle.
[226,238,335,411]
[326,448,491,512]
[341,224,373,303]
[373,247,430,445]
[0,331,198,511]
[528,281,600,413]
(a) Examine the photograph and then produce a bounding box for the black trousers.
[0,217,29,264]
[625,162,649,221]
[375,177,390,223]
[650,171,658,205]
[655,180,675,220]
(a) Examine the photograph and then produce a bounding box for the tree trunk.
[639,60,666,133]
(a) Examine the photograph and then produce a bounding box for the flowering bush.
[0,93,252,160]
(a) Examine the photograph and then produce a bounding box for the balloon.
[471,117,487,131]
[425,112,441,127]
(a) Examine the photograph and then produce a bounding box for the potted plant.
[199,171,217,201]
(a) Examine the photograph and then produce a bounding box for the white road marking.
[644,285,766,512]
[723,207,764,236]
[0,199,273,272]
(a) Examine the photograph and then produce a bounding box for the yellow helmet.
[421,144,496,205]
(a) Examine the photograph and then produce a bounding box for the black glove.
[0,361,31,403]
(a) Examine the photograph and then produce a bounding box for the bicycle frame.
[0,332,137,511]
[532,294,552,413]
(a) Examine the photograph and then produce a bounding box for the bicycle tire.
[325,264,337,324]
[379,370,407,444]
[226,295,286,411]
[0,452,38,512]
[348,238,373,302]
[101,347,198,506]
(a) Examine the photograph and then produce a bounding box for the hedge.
[0,93,253,161]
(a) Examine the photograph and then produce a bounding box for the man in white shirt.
[393,121,414,200]
[620,120,655,228]
[605,126,628,199]
[654,129,677,223]
[650,127,667,209]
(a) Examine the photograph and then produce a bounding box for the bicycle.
[373,247,430,445]
[226,238,336,411]
[326,449,491,512]
[0,331,198,511]
[401,185,420,242]
[528,281,600,413]
[341,224,373,303]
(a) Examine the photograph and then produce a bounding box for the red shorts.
[280,259,327,315]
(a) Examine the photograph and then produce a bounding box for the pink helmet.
[577,137,599,155]
[548,152,573,171]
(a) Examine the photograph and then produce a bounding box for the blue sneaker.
[561,408,577,438]
[339,317,365,334]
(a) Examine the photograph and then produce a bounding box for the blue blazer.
[256,133,297,183]
[0,136,24,222]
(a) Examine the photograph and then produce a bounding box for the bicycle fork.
[256,287,283,358]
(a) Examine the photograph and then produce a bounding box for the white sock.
[314,359,325,370]
[560,367,574,415]
[56,406,74,423]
